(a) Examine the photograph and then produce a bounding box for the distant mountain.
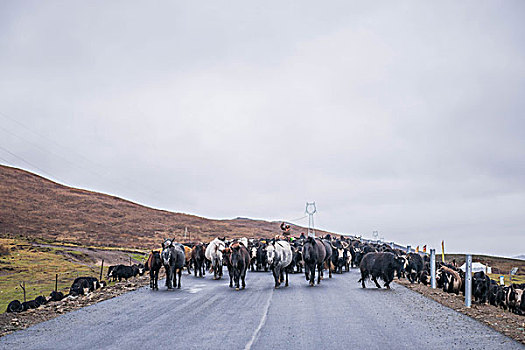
[0,165,330,250]
[513,255,525,261]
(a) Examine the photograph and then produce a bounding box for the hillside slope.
[0,165,328,249]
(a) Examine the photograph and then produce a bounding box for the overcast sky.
[1,1,524,257]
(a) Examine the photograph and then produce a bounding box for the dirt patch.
[31,243,147,266]
[0,274,155,338]
[397,279,525,345]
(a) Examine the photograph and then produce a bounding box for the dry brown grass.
[0,165,331,250]
[444,254,525,281]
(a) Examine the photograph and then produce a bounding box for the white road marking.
[244,287,274,350]
[187,284,206,294]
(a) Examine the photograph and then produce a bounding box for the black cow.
[191,244,206,278]
[134,264,146,276]
[35,295,48,306]
[349,246,360,268]
[359,252,405,289]
[49,290,64,302]
[331,241,347,274]
[302,237,326,286]
[69,277,100,296]
[107,265,118,281]
[405,253,424,283]
[6,300,23,313]
[472,271,491,304]
[256,244,268,272]
[488,280,499,306]
[22,299,41,310]
[419,270,431,285]
[496,286,509,310]
[108,265,141,282]
[363,245,377,254]
[288,245,303,274]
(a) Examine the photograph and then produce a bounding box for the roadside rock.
[0,274,153,338]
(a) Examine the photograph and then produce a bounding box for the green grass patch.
[488,273,525,286]
[0,238,110,313]
[19,235,148,255]
[130,253,148,263]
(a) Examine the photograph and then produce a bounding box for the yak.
[358,252,405,289]
[472,271,491,304]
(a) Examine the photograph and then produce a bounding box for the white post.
[430,249,436,289]
[305,202,317,237]
[465,254,472,307]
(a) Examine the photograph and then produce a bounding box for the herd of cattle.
[5,268,143,313]
[5,234,525,317]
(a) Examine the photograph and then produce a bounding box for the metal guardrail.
[465,254,472,307]
[348,235,475,307]
[430,249,436,289]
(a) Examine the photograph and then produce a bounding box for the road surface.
[0,269,522,350]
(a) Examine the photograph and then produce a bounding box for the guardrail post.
[430,249,436,289]
[465,254,472,307]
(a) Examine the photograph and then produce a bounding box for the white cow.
[205,237,226,280]
[266,240,293,288]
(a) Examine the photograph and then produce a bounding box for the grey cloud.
[0,0,524,256]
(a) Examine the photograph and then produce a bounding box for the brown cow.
[182,245,192,274]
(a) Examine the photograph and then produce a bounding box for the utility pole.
[305,202,317,237]
[183,226,188,241]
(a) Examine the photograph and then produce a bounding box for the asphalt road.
[1,269,522,350]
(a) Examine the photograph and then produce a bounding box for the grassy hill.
[444,253,525,284]
[0,165,330,249]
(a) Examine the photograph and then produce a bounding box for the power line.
[0,154,10,163]
[0,145,63,182]
[0,124,145,198]
[0,111,153,187]
[0,110,158,200]
[0,124,87,172]
[287,215,308,222]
